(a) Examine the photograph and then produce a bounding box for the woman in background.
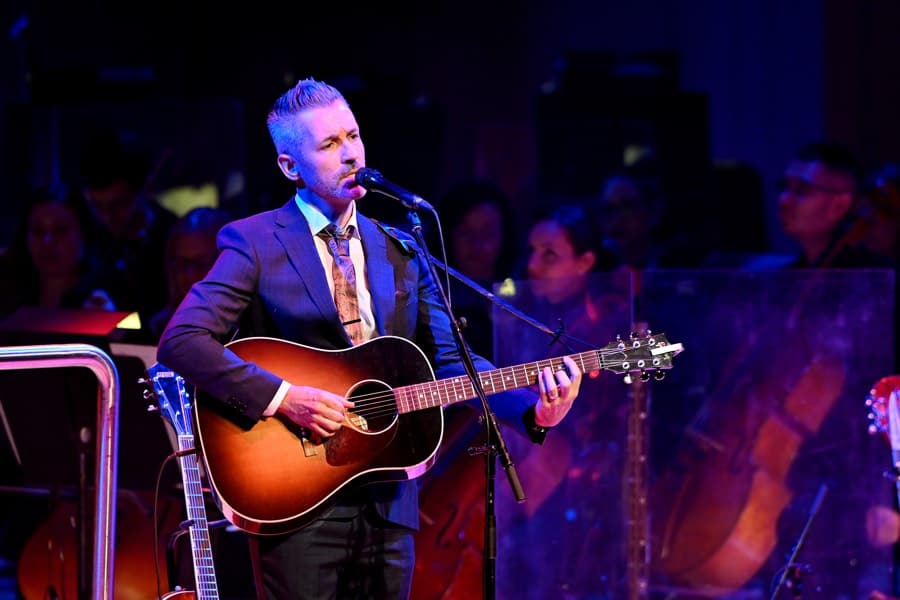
[0,182,114,318]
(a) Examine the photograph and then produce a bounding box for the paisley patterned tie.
[319,224,365,345]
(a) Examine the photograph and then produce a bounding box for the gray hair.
[266,78,348,154]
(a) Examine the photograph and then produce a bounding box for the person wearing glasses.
[777,141,893,269]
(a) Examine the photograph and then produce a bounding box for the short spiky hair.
[266,78,347,154]
[794,141,862,191]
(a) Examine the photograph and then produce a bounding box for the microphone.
[355,168,434,212]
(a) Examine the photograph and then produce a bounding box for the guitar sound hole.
[348,380,396,433]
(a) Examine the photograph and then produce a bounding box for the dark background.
[2,2,900,596]
[2,0,900,255]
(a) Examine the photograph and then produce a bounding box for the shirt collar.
[294,192,360,239]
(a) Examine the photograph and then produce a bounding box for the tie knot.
[320,224,354,241]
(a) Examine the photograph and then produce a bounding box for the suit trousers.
[249,503,415,600]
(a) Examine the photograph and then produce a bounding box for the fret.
[418,383,429,409]
[460,379,473,403]
[401,386,411,413]
[449,376,464,402]
[425,381,437,409]
[432,381,443,408]
[401,386,412,414]
[483,372,496,394]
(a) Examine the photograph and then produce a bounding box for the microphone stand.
[428,258,599,352]
[403,208,525,600]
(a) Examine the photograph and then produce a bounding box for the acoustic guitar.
[188,332,683,536]
[146,364,221,600]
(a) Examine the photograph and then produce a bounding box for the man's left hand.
[534,355,581,427]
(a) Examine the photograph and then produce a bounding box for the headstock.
[143,363,193,437]
[600,331,685,383]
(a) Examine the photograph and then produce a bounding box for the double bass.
[647,191,899,592]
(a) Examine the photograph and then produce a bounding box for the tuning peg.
[623,373,633,385]
[640,371,650,382]
[146,404,158,412]
[653,370,666,381]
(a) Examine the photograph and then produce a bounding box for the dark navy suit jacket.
[157,199,539,530]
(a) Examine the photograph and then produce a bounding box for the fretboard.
[177,435,220,600]
[394,349,603,413]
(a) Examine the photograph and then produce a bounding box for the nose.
[342,141,361,165]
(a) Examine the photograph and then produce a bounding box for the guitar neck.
[176,435,220,600]
[395,348,603,413]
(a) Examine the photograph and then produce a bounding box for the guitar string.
[331,347,671,423]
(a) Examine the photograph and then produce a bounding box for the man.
[777,141,892,268]
[79,131,177,322]
[156,77,581,599]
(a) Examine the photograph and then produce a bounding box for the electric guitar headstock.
[865,375,900,449]
[144,363,194,438]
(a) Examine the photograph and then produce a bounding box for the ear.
[277,153,302,183]
[577,250,596,274]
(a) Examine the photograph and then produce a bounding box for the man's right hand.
[277,385,355,438]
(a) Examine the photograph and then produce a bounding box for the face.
[169,231,219,302]
[526,220,593,304]
[277,100,366,214]
[778,160,854,243]
[27,202,85,277]
[451,202,503,280]
[596,177,655,257]
[83,179,140,237]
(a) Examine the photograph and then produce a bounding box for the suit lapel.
[358,215,396,336]
[272,201,339,326]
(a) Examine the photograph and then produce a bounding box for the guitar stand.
[165,517,231,591]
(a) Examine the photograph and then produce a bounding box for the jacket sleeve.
[157,220,282,425]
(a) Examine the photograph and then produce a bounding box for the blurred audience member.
[524,203,621,310]
[494,203,631,598]
[592,168,703,269]
[146,206,233,342]
[776,141,893,269]
[0,182,115,318]
[433,179,522,358]
[593,171,667,269]
[79,129,177,324]
[858,163,900,265]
